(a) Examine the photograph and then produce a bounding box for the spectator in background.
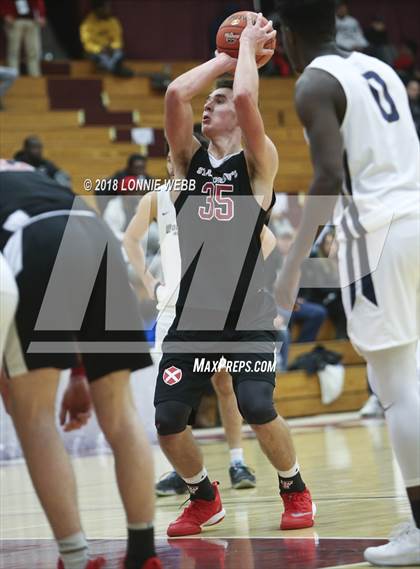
[0,65,18,110]
[98,153,152,215]
[335,1,368,52]
[112,153,151,184]
[102,155,153,238]
[364,16,396,66]
[1,0,45,77]
[14,136,71,187]
[80,0,133,78]
[394,40,417,83]
[407,79,420,138]
[277,228,328,343]
[302,229,348,339]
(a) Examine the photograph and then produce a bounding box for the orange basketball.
[216,11,276,68]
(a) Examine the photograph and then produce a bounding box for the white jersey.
[0,252,18,361]
[308,52,420,238]
[156,184,181,311]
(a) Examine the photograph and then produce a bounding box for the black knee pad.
[236,380,277,425]
[155,400,191,436]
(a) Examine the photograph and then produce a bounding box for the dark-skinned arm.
[275,69,346,309]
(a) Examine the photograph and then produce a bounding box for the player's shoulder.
[295,67,343,108]
[354,51,396,73]
[295,64,348,126]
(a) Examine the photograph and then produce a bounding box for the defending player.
[0,254,18,363]
[275,1,420,565]
[0,160,161,569]
[156,13,315,537]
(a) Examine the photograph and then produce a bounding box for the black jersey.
[0,171,91,249]
[174,147,275,330]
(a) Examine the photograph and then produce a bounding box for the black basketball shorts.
[3,214,152,381]
[154,327,276,417]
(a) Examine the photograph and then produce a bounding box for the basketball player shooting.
[275,1,420,565]
[156,12,315,538]
[124,149,281,495]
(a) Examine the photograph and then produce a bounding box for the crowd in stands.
[1,0,419,131]
[1,2,417,379]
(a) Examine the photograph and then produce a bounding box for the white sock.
[58,532,89,569]
[182,467,208,485]
[278,460,300,479]
[230,448,244,466]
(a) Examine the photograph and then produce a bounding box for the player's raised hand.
[59,371,92,432]
[240,12,276,58]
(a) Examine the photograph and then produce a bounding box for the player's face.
[202,88,238,138]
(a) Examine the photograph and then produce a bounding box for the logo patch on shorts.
[163,366,183,386]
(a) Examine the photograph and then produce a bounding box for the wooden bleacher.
[1,61,367,418]
[276,339,367,419]
[1,62,312,192]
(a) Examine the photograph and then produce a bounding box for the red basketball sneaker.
[167,481,225,537]
[280,488,316,530]
[57,558,106,569]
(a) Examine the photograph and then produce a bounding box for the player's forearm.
[233,38,259,105]
[167,55,232,102]
[286,178,340,269]
[123,236,157,297]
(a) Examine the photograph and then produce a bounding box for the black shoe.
[229,464,257,489]
[155,471,188,497]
